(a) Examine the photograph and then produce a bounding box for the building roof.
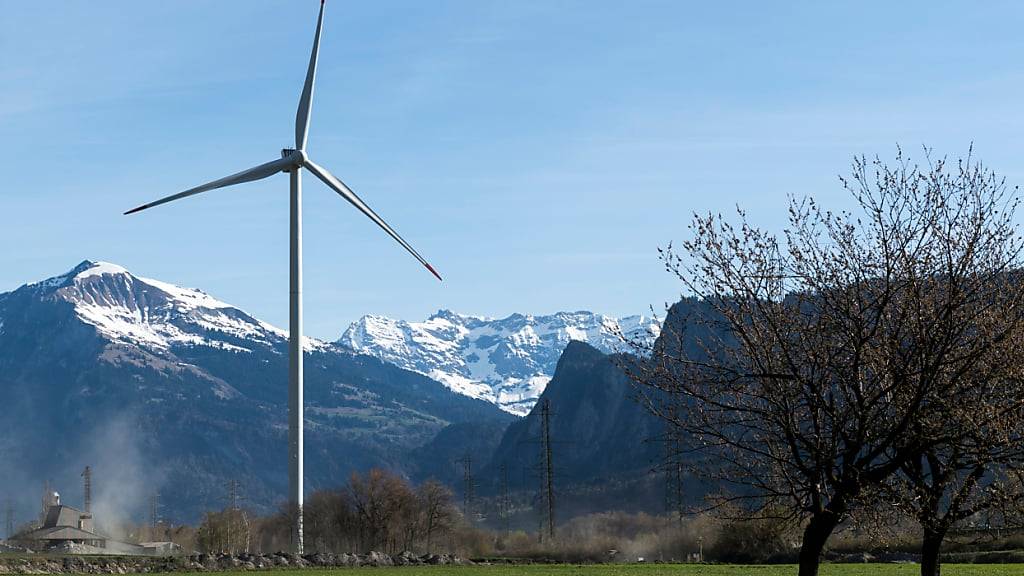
[42,505,89,529]
[20,525,106,542]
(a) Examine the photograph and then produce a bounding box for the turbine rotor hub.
[280,148,308,170]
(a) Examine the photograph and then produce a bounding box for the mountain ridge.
[338,309,660,414]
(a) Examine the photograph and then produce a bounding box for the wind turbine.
[124,0,441,553]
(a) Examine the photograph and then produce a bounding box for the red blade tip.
[425,263,443,282]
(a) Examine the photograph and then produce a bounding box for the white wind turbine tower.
[124,0,442,553]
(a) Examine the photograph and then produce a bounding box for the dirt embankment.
[0,551,472,574]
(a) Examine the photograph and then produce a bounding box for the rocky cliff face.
[480,341,663,490]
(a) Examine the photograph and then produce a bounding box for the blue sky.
[2,1,1023,338]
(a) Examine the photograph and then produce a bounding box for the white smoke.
[80,415,165,540]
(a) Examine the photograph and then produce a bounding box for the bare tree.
[304,489,356,553]
[417,480,456,554]
[196,508,250,554]
[886,331,1024,576]
[635,148,1024,576]
[252,473,462,556]
[347,469,417,553]
[891,451,1024,575]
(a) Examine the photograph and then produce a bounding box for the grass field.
[190,565,1024,576]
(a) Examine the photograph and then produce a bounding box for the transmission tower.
[662,406,685,525]
[518,398,562,543]
[149,491,160,528]
[540,398,555,542]
[226,479,241,510]
[499,462,512,536]
[81,466,92,514]
[4,498,14,540]
[40,480,50,523]
[456,454,475,519]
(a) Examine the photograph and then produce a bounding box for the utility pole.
[81,466,92,514]
[456,455,475,520]
[540,398,555,542]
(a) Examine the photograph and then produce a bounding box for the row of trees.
[634,147,1024,576]
[196,469,459,556]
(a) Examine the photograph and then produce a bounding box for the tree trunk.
[425,520,434,554]
[798,511,841,576]
[920,526,946,576]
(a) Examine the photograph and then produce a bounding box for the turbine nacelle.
[281,148,308,170]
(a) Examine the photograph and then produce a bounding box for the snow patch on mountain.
[133,275,233,311]
[338,310,660,415]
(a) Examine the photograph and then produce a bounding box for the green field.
[188,566,1024,576]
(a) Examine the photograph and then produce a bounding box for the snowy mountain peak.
[19,260,323,354]
[429,309,474,322]
[74,260,129,280]
[338,310,661,415]
[31,259,113,289]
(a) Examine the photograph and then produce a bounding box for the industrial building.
[16,490,107,551]
[12,469,179,556]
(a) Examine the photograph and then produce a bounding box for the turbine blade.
[304,159,443,281]
[295,0,326,150]
[124,156,295,215]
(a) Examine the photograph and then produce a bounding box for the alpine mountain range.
[0,261,670,525]
[340,309,660,415]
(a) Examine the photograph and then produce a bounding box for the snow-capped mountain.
[0,261,511,522]
[27,260,325,356]
[338,310,661,414]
